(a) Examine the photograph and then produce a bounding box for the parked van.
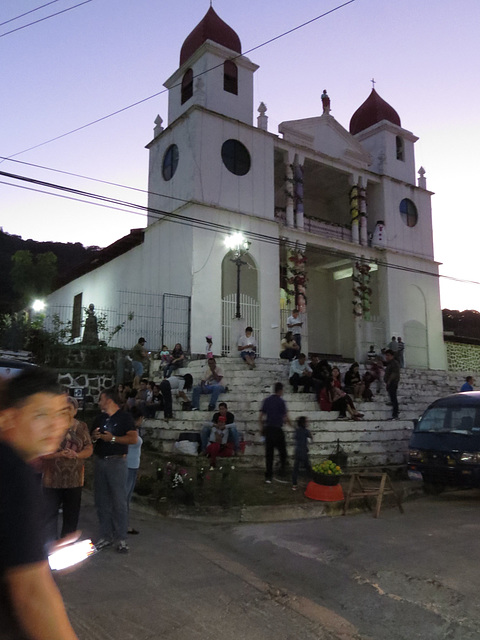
[408,392,480,492]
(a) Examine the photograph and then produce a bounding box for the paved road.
[59,490,480,640]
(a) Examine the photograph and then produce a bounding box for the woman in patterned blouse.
[42,396,93,542]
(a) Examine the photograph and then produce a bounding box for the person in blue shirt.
[460,376,475,392]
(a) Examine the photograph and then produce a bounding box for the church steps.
[143,357,467,469]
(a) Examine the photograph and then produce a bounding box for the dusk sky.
[2,0,479,311]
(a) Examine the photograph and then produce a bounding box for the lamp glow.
[31,299,46,312]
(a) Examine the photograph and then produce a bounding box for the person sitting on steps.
[191,358,226,411]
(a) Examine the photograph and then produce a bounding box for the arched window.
[181,69,193,104]
[396,136,404,161]
[223,60,238,95]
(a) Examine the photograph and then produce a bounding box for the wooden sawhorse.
[342,472,404,518]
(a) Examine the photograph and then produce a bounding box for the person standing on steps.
[259,382,292,483]
[384,349,400,420]
[287,309,303,351]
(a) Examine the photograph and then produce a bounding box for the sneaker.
[95,538,113,551]
[265,479,272,484]
[337,416,348,421]
[274,477,289,484]
[116,540,129,554]
[191,407,198,411]
[292,485,298,491]
[208,405,215,411]
[127,528,139,535]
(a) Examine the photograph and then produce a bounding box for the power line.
[0,0,93,39]
[2,168,479,289]
[0,0,62,27]
[3,0,356,160]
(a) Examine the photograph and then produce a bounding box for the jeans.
[126,468,138,508]
[201,422,240,452]
[94,456,128,543]
[289,373,313,393]
[43,486,82,542]
[264,425,287,480]
[387,382,399,418]
[293,333,302,350]
[159,379,173,418]
[132,361,143,377]
[192,384,225,410]
[292,454,312,485]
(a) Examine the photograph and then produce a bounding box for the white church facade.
[46,7,446,370]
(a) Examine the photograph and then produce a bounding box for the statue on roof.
[321,89,331,115]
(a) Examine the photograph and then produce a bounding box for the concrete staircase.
[142,358,469,469]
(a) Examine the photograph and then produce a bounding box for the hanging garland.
[285,244,308,311]
[352,261,372,319]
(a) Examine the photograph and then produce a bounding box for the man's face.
[385,353,393,362]
[246,331,252,337]
[1,392,69,460]
[292,311,298,318]
[140,381,147,389]
[208,360,216,370]
[99,393,108,412]
[219,405,227,416]
[299,356,305,364]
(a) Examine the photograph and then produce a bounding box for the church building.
[46,7,446,369]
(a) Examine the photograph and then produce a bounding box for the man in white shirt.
[237,326,257,369]
[289,353,313,393]
[191,358,226,411]
[287,309,303,350]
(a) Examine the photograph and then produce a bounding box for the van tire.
[423,481,446,495]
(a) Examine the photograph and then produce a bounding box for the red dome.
[180,7,242,66]
[349,88,401,135]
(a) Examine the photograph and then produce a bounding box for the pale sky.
[1,0,479,310]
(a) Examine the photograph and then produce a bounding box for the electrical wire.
[0,0,63,27]
[3,0,356,160]
[2,168,478,289]
[0,0,93,39]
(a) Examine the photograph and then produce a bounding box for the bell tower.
[163,7,258,126]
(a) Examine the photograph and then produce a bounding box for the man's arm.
[7,561,78,640]
[96,430,138,445]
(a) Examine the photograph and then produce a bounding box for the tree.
[10,250,58,308]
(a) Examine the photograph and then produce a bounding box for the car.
[408,391,480,493]
[0,357,37,379]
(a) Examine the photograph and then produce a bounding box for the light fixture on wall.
[224,232,251,318]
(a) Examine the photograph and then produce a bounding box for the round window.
[399,198,418,227]
[221,139,251,176]
[162,144,179,181]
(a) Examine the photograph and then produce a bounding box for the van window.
[418,406,479,434]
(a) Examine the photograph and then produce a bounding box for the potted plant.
[311,460,342,486]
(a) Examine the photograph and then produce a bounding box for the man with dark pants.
[259,382,292,483]
[92,388,138,553]
[384,349,400,420]
[0,368,79,639]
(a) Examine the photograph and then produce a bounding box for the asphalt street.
[57,490,480,640]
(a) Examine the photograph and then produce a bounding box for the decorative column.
[286,243,307,313]
[349,182,360,244]
[358,178,368,246]
[352,258,372,362]
[285,162,295,227]
[294,155,304,230]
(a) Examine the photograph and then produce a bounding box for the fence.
[222,293,260,355]
[44,291,191,352]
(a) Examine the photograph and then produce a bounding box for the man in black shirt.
[200,402,240,453]
[0,368,78,640]
[92,388,138,553]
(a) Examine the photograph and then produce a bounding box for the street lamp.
[224,232,251,318]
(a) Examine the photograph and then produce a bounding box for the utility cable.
[2,168,477,288]
[0,0,93,39]
[3,0,356,160]
[0,0,62,27]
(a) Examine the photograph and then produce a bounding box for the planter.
[311,472,340,486]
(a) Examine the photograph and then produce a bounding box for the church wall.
[306,269,336,355]
[358,127,416,184]
[380,252,446,369]
[193,110,275,218]
[380,180,434,258]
